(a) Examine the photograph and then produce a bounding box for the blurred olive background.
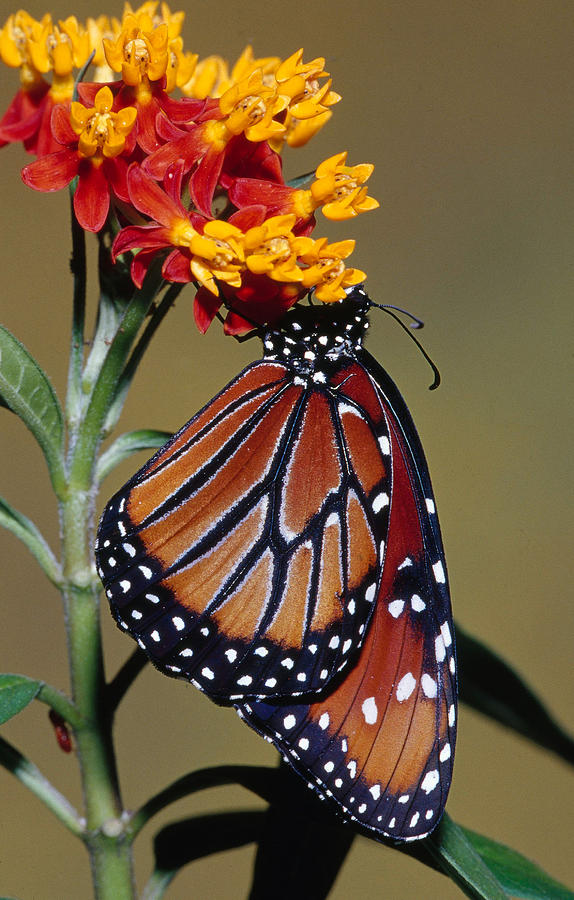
[1,0,573,897]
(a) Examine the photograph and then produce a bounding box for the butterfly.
[96,285,456,841]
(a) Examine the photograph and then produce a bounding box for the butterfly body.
[96,286,456,841]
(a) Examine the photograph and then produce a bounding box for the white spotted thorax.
[262,286,371,381]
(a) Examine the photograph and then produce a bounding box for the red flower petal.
[160,93,206,123]
[112,224,172,260]
[0,85,49,146]
[74,161,109,232]
[162,248,192,282]
[193,286,222,333]
[50,103,76,146]
[34,98,68,157]
[131,248,160,288]
[127,164,186,225]
[77,81,117,106]
[221,135,283,185]
[155,112,187,143]
[21,148,78,191]
[222,310,258,335]
[143,124,210,180]
[189,144,224,217]
[221,274,303,332]
[227,205,267,230]
[135,96,162,154]
[229,177,295,212]
[104,157,130,202]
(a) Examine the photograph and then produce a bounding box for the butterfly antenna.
[374,303,424,330]
[375,305,441,390]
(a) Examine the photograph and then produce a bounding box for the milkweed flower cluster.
[1,2,379,332]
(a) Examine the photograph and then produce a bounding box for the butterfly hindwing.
[236,357,456,841]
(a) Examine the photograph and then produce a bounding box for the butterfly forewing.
[96,358,390,702]
[236,357,456,842]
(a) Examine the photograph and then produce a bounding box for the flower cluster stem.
[60,478,135,898]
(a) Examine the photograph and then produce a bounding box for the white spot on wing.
[369,784,381,800]
[365,583,376,602]
[225,649,237,663]
[283,715,296,729]
[411,594,426,612]
[396,672,417,702]
[421,674,437,698]
[172,616,184,631]
[388,599,405,618]
[421,770,440,794]
[440,743,451,763]
[433,561,445,583]
[319,713,330,730]
[448,704,456,727]
[378,436,390,454]
[425,498,435,514]
[441,621,453,648]
[435,634,446,662]
[410,812,420,828]
[361,696,378,724]
[372,492,389,513]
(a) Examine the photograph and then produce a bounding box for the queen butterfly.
[96,285,456,841]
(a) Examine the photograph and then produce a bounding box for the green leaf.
[0,326,64,486]
[0,675,41,725]
[457,625,574,765]
[0,495,61,585]
[463,827,574,899]
[426,814,511,899]
[286,170,315,189]
[96,429,171,484]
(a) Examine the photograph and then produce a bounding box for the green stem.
[66,200,87,429]
[36,682,82,729]
[103,281,183,435]
[0,735,83,836]
[141,869,174,900]
[70,267,163,480]
[60,480,135,898]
